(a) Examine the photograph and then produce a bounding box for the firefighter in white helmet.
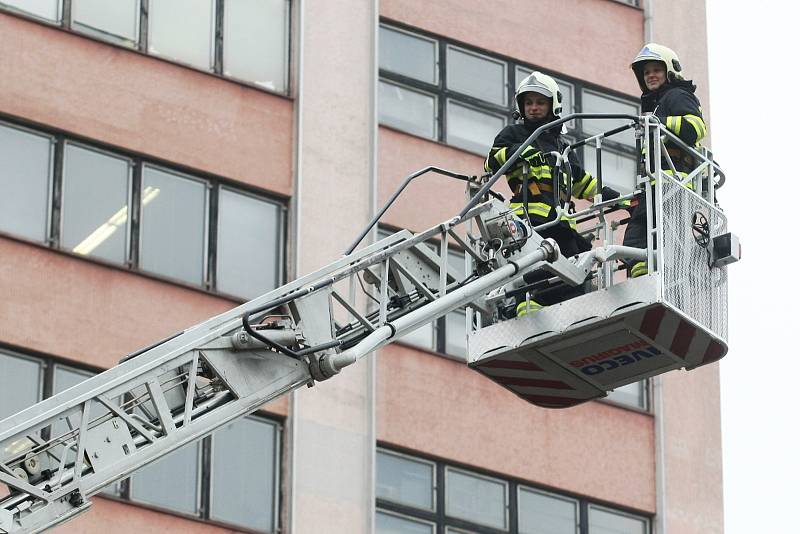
[485,72,621,317]
[623,43,708,278]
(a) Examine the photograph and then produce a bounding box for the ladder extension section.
[0,198,568,533]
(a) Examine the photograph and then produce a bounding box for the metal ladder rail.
[0,202,496,533]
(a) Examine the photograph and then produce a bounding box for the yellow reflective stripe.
[631,261,648,278]
[493,147,508,166]
[510,202,551,217]
[684,115,707,141]
[560,214,577,230]
[516,299,543,317]
[573,173,597,199]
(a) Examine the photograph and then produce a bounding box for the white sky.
[706,1,800,532]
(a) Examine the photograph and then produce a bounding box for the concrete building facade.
[0,0,722,533]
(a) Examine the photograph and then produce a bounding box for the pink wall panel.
[0,237,288,415]
[381,0,643,96]
[377,344,656,512]
[0,14,293,196]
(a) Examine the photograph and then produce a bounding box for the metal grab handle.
[346,166,499,255]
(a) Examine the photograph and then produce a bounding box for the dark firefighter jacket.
[484,118,602,230]
[642,79,707,171]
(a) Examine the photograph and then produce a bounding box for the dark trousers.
[520,223,589,306]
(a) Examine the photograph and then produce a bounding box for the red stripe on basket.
[702,340,725,364]
[520,394,583,407]
[495,376,574,390]
[670,320,696,358]
[640,306,666,340]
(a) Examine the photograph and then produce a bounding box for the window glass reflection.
[148,0,215,70]
[0,352,42,420]
[2,0,60,21]
[211,417,278,531]
[379,81,437,139]
[0,123,52,243]
[141,166,207,285]
[379,26,438,84]
[377,450,435,511]
[131,441,200,515]
[217,189,281,299]
[72,0,139,45]
[445,468,508,529]
[223,0,288,91]
[445,100,505,155]
[447,46,507,105]
[62,144,131,264]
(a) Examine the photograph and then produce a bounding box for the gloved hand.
[520,146,545,166]
[601,186,620,201]
[601,186,633,211]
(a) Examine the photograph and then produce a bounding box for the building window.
[0,349,282,532]
[377,447,651,534]
[445,467,509,530]
[379,80,438,140]
[61,143,132,264]
[223,0,290,91]
[378,23,640,160]
[148,0,216,71]
[377,450,436,512]
[0,351,43,420]
[1,0,61,21]
[210,417,281,531]
[130,441,202,515]
[0,118,285,300]
[589,505,649,534]
[71,0,140,46]
[377,510,436,534]
[517,487,578,534]
[0,123,53,244]
[217,188,284,299]
[140,166,209,285]
[446,45,507,106]
[0,0,291,94]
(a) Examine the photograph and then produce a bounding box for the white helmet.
[631,43,684,92]
[515,71,563,119]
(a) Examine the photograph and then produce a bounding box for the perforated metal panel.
[660,179,728,341]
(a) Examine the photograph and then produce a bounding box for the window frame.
[0,0,293,97]
[377,20,640,161]
[60,140,134,264]
[377,446,653,534]
[377,448,438,513]
[0,115,287,301]
[0,120,56,245]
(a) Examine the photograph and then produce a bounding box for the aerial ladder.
[0,113,739,533]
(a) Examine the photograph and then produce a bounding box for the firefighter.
[623,43,707,277]
[485,72,621,317]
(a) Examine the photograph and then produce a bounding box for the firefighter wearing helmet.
[485,72,621,318]
[623,43,708,278]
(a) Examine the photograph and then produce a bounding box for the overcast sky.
[705,1,800,532]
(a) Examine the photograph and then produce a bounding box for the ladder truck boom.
[0,113,737,533]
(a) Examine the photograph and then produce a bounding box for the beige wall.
[0,13,293,196]
[289,0,377,532]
